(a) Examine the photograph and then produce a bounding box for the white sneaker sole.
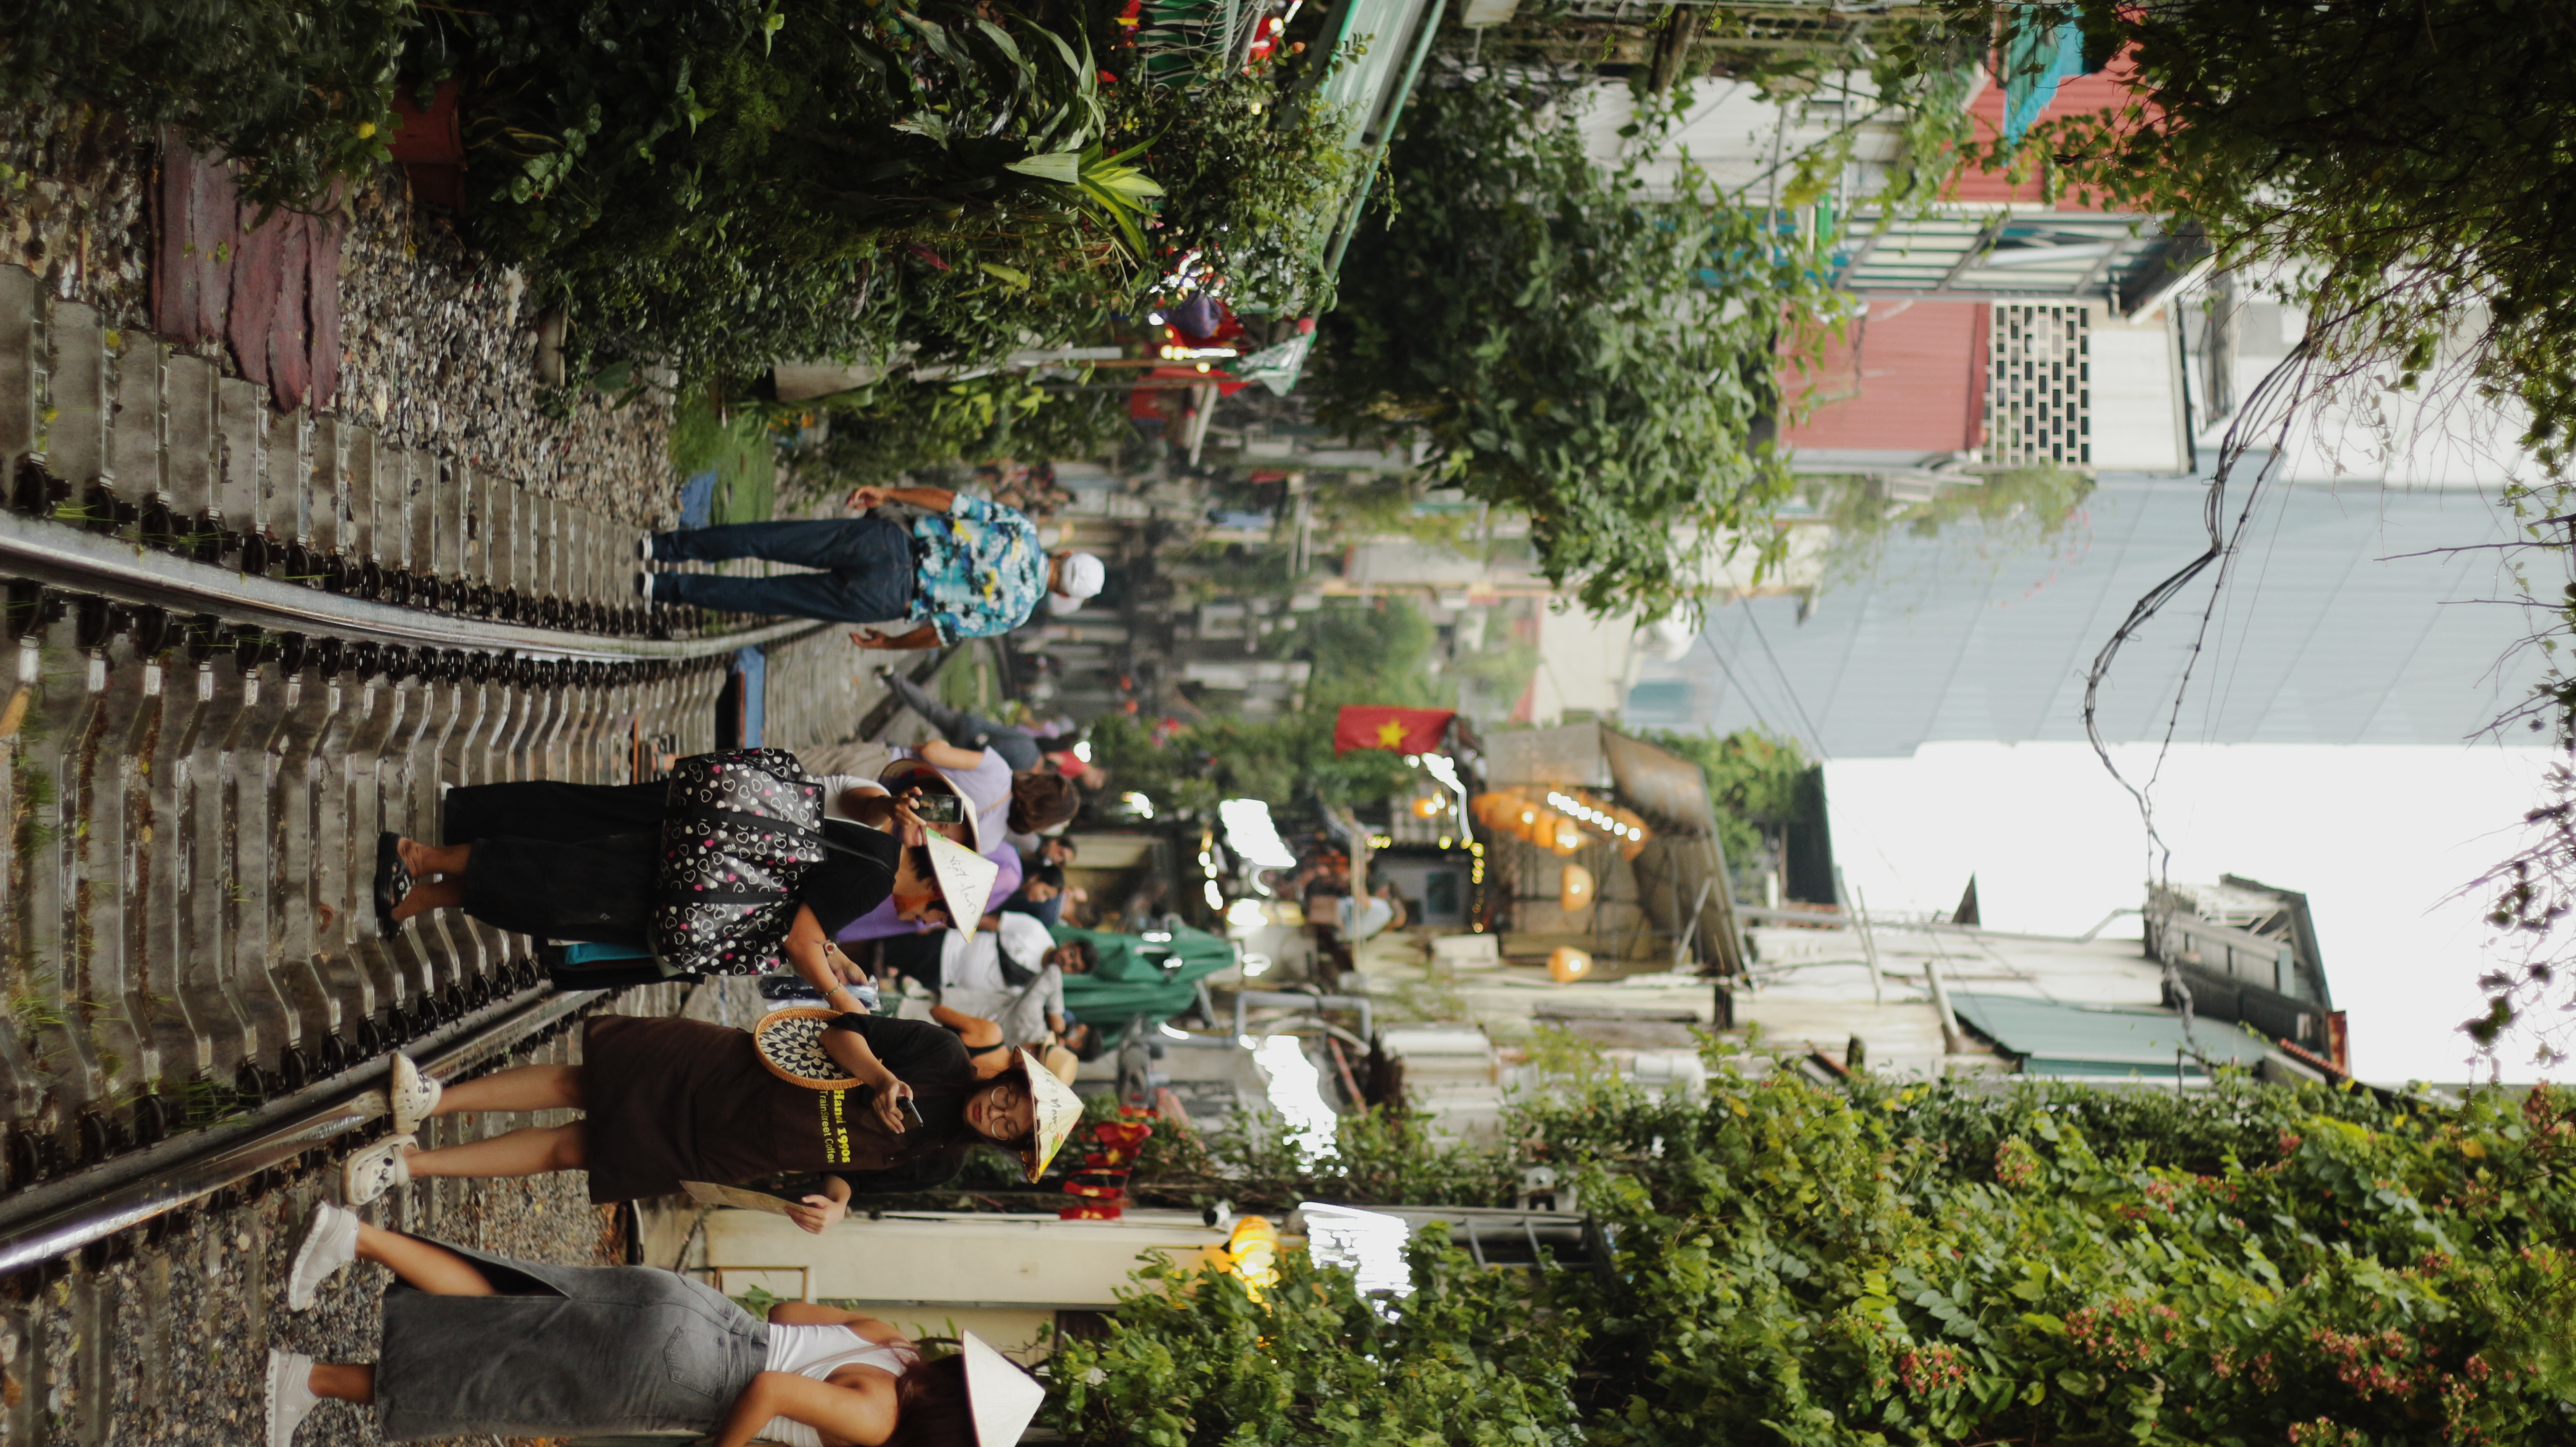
[286,1205,353,1311]
[266,1348,318,1447]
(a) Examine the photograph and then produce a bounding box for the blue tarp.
[2002,11,2088,145]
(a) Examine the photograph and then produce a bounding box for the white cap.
[960,1332,1046,1447]
[1051,552,1106,605]
[921,831,1000,927]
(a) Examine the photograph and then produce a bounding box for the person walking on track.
[640,484,1105,643]
[338,1009,1082,1213]
[267,1207,1046,1447]
[875,667,1081,772]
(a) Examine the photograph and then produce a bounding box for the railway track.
[0,261,893,1281]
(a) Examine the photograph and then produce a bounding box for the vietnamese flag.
[1333,706,1456,755]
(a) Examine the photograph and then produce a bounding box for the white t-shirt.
[1338,894,1396,942]
[816,774,888,822]
[937,914,1063,1044]
[757,1328,910,1447]
[940,912,1055,990]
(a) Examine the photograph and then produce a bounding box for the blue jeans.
[885,671,1042,770]
[649,517,917,623]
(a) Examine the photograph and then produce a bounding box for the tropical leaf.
[1005,150,1082,185]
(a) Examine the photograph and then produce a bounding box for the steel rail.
[0,507,826,660]
[0,982,604,1276]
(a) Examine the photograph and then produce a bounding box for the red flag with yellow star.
[1332,706,1456,755]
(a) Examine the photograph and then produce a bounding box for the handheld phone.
[901,1094,925,1125]
[911,792,966,825]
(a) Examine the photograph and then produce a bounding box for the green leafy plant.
[1012,137,1167,258]
[1076,1069,2576,1447]
[1804,464,2096,585]
[1049,1225,1582,1447]
[0,0,407,208]
[1099,46,1360,316]
[1314,79,1846,625]
[413,0,1138,380]
[787,373,1127,499]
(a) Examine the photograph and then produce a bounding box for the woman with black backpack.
[377,775,997,1015]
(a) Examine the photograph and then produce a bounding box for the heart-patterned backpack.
[648,749,874,975]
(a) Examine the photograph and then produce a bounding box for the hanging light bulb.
[1560,864,1594,910]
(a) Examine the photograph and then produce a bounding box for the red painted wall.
[1952,51,2148,210]
[1781,301,1988,454]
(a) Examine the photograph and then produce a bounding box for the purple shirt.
[835,842,1023,942]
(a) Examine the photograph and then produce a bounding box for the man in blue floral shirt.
[642,485,1105,646]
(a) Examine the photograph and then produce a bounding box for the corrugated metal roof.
[1783,302,1986,452]
[1632,479,2541,755]
[1951,991,2274,1076]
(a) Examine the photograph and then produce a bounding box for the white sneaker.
[386,1052,441,1134]
[636,533,657,562]
[634,569,657,603]
[266,1348,320,1447]
[342,1135,414,1206]
[286,1201,360,1310]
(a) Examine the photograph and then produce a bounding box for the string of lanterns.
[1467,788,1651,860]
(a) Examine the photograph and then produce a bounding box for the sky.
[1826,740,2567,1084]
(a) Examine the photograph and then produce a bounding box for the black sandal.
[374,832,413,938]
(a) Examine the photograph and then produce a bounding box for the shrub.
[1313,79,1833,624]
[0,0,408,207]
[1048,1226,1583,1447]
[1086,1069,2576,1447]
[413,0,1132,379]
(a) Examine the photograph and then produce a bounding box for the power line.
[1692,629,1780,741]
[1742,601,1832,761]
[2082,338,2319,879]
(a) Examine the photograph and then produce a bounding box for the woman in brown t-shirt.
[342,1013,1063,1231]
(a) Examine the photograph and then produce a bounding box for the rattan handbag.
[752,1007,866,1090]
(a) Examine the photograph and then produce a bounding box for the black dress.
[578,1012,979,1202]
[459,818,899,946]
[440,779,667,847]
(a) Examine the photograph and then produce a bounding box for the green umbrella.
[1053,922,1236,1039]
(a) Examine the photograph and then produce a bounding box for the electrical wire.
[2081,337,2321,879]
[1693,628,1780,741]
[1743,600,1833,761]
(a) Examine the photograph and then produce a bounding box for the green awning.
[1950,992,2274,1077]
[1054,923,1236,1036]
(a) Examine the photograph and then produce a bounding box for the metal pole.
[1923,962,1964,1055]
[1841,870,1884,1007]
[1673,877,1714,970]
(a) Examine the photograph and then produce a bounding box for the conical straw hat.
[921,830,999,927]
[1015,1047,1084,1181]
[959,1331,1046,1447]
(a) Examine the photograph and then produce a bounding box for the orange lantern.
[1547,947,1592,983]
[1550,820,1586,856]
[1519,808,1557,845]
[1559,864,1594,910]
[1610,806,1652,862]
